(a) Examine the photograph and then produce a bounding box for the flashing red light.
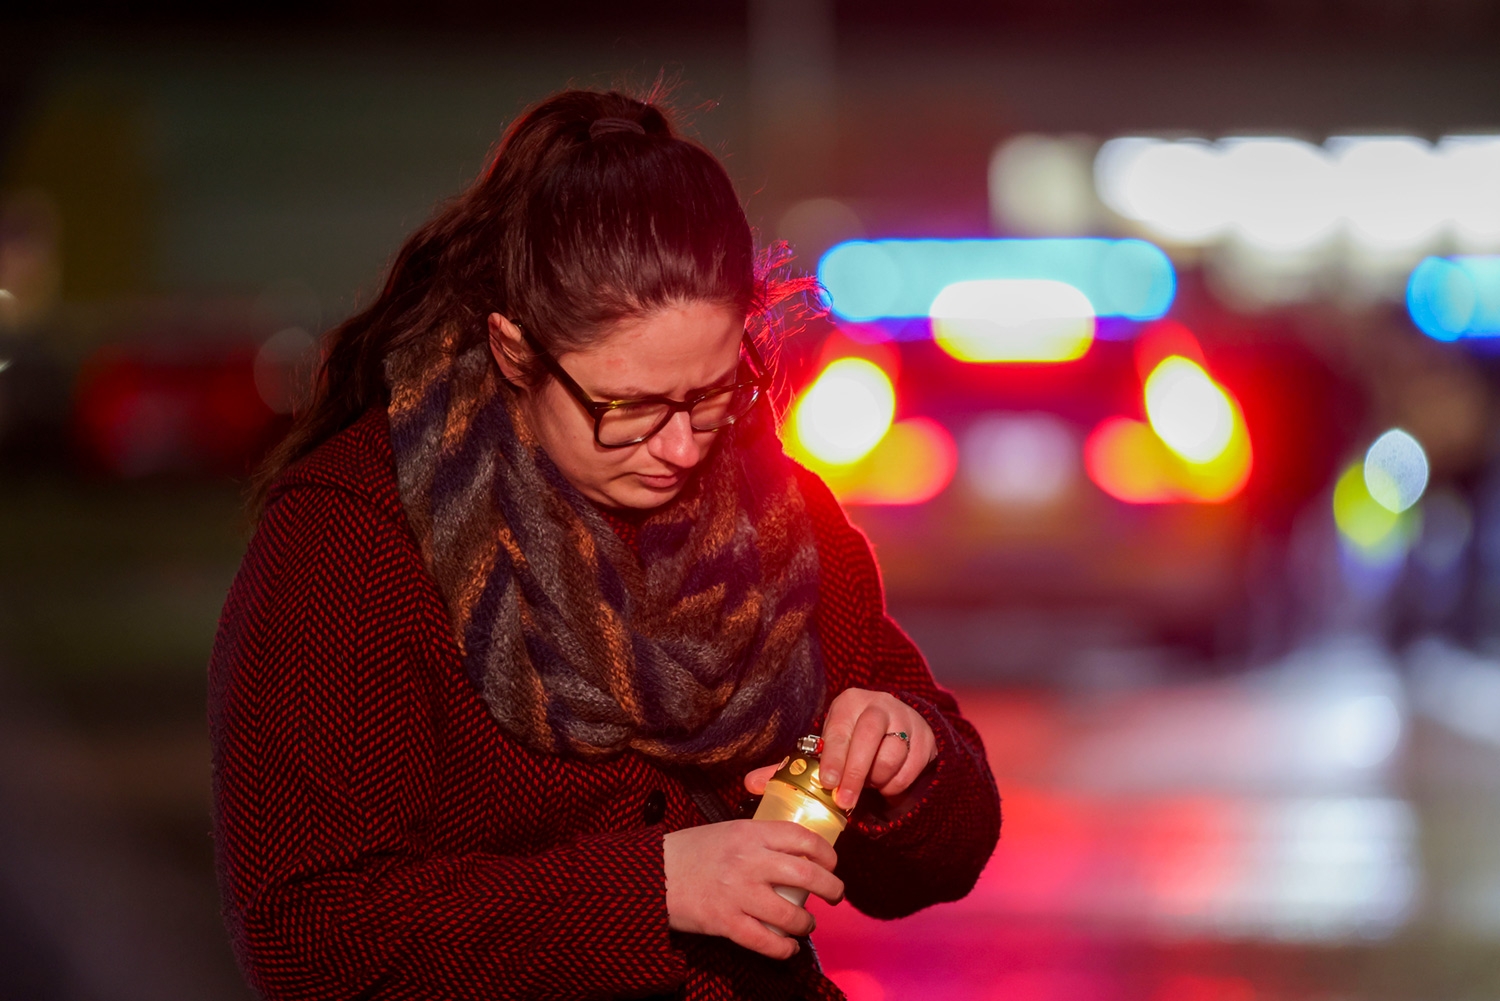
[1085,325,1253,504]
[785,352,958,506]
[1134,319,1208,384]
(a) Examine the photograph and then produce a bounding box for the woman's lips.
[637,471,686,490]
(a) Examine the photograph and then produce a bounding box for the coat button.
[642,789,667,826]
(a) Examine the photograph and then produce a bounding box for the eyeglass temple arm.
[743,331,770,376]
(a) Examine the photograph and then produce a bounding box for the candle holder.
[752,734,850,910]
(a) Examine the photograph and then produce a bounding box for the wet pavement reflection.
[812,636,1500,999]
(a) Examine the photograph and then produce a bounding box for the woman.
[210,87,1000,1000]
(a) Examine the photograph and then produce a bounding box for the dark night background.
[2,3,1500,999]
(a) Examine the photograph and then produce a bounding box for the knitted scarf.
[383,327,825,771]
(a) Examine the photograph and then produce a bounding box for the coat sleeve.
[209,486,687,1001]
[795,468,1002,921]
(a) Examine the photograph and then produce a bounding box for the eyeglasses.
[517,326,772,448]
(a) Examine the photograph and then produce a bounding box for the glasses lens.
[690,385,759,431]
[597,401,671,446]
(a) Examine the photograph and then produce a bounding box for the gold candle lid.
[768,734,848,819]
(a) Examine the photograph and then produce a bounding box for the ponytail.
[248,86,813,522]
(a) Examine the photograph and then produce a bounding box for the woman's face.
[487,301,746,510]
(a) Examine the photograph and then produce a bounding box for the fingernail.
[821,769,839,788]
[836,787,856,809]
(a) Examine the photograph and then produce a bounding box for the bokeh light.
[776,197,865,262]
[784,357,956,506]
[1333,461,1411,562]
[1406,255,1500,340]
[1328,136,1445,251]
[1133,319,1208,383]
[1327,694,1403,770]
[253,326,318,415]
[929,279,1095,363]
[988,135,1097,236]
[1096,134,1490,257]
[1085,346,1251,505]
[1144,356,1235,463]
[1363,429,1429,514]
[1173,415,1253,502]
[962,412,1080,505]
[835,417,958,506]
[818,238,1176,323]
[816,241,903,322]
[1084,416,1181,504]
[1085,415,1252,505]
[790,357,896,464]
[1438,135,1500,249]
[1219,137,1341,251]
[1095,137,1228,244]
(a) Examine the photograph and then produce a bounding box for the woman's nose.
[647,410,704,468]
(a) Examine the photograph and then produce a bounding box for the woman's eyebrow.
[590,361,742,401]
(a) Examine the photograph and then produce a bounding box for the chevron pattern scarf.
[382,327,825,770]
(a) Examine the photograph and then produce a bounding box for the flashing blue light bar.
[1407,256,1500,341]
[818,238,1177,323]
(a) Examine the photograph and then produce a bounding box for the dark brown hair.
[248,86,813,520]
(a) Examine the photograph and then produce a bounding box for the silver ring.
[885,730,910,750]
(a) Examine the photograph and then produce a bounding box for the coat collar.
[270,406,409,527]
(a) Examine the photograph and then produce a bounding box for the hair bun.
[589,117,647,140]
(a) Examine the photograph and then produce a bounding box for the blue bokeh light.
[1407,256,1500,341]
[817,238,1177,323]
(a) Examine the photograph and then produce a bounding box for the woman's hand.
[663,820,844,959]
[744,689,937,813]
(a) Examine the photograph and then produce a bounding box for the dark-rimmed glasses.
[518,326,771,448]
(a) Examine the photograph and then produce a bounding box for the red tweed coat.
[209,406,1001,1000]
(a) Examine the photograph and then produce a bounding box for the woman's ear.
[487,313,528,384]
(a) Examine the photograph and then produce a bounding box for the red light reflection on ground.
[811,683,1421,998]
